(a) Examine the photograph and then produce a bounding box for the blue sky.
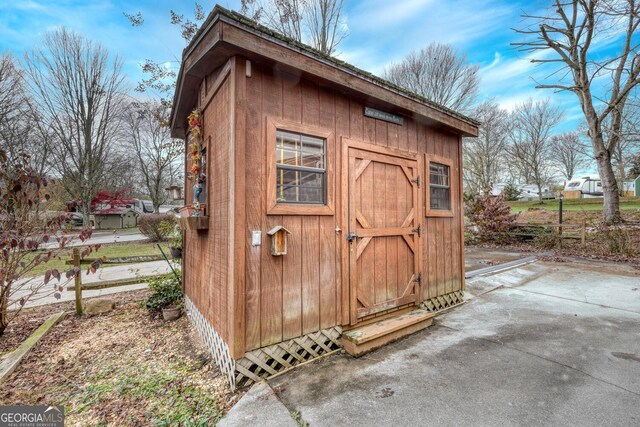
[0,0,610,134]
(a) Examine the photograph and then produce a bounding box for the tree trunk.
[81,202,92,229]
[617,161,626,196]
[0,288,8,336]
[596,152,622,224]
[537,183,543,203]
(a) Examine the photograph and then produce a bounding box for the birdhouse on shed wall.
[267,225,291,256]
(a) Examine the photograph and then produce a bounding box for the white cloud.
[349,0,436,29]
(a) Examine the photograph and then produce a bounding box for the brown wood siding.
[184,71,233,345]
[240,61,465,352]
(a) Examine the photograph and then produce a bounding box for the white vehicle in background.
[517,185,556,201]
[131,199,155,214]
[489,183,555,200]
[564,176,603,198]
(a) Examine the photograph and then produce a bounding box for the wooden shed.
[171,6,479,389]
[92,208,138,230]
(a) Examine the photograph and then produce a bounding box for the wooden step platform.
[341,309,436,357]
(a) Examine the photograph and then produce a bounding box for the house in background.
[623,176,639,197]
[171,6,478,389]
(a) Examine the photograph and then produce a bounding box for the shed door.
[346,140,422,324]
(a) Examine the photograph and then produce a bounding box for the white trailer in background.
[489,183,555,200]
[564,176,603,198]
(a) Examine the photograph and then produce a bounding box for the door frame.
[340,137,423,325]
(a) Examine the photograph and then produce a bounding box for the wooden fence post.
[72,248,82,315]
[581,222,586,246]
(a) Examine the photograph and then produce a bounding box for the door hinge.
[414,272,422,286]
[411,176,420,188]
[412,225,421,237]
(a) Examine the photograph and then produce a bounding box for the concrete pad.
[465,247,531,273]
[496,261,640,314]
[270,260,640,427]
[218,381,298,427]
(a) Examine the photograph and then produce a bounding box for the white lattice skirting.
[421,290,465,312]
[187,291,463,390]
[235,326,343,388]
[185,297,237,390]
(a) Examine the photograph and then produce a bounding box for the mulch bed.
[0,290,239,426]
[0,291,149,356]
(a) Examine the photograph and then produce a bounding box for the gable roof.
[171,5,480,138]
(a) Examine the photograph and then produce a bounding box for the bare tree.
[508,99,563,202]
[463,100,511,191]
[0,54,50,176]
[125,100,184,212]
[305,0,347,55]
[514,0,640,222]
[550,131,590,181]
[23,28,127,226]
[383,43,480,113]
[608,96,640,184]
[261,0,306,42]
[124,3,206,100]
[241,0,347,55]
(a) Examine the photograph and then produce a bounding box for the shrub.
[501,184,522,201]
[533,230,562,249]
[138,214,176,241]
[143,271,183,312]
[596,224,637,255]
[161,222,182,249]
[465,190,517,242]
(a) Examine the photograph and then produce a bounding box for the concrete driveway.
[270,259,640,426]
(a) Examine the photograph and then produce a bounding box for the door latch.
[346,231,358,242]
[414,272,422,286]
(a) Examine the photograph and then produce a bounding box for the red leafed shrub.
[0,149,101,335]
[465,190,517,242]
[138,214,176,242]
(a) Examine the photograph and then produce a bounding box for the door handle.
[346,231,357,242]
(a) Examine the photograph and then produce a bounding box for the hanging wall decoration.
[187,109,206,217]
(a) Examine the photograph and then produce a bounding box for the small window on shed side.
[425,154,454,217]
[429,162,451,210]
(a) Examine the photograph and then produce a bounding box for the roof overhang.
[171,6,479,139]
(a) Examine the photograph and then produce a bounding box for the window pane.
[300,135,325,169]
[277,168,324,203]
[277,131,301,151]
[301,152,324,169]
[275,129,326,205]
[277,149,300,166]
[430,162,450,187]
[430,187,451,210]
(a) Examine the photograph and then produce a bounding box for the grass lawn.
[507,197,640,213]
[23,242,170,277]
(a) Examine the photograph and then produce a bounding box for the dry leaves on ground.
[0,290,239,426]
